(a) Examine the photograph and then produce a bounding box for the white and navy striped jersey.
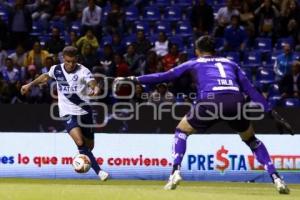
[48,63,95,117]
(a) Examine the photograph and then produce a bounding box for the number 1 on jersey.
[215,63,227,78]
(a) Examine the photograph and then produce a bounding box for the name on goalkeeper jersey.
[187,146,300,172]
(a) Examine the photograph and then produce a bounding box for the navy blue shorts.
[187,93,250,133]
[64,113,94,140]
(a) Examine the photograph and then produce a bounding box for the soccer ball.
[72,154,91,173]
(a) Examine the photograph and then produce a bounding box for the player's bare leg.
[69,127,109,181]
[239,124,289,194]
[164,116,195,190]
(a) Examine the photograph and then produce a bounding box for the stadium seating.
[255,37,272,53]
[125,6,140,22]
[134,21,151,34]
[256,68,275,90]
[168,35,184,51]
[268,96,281,107]
[282,98,300,107]
[175,21,193,38]
[122,35,137,46]
[243,51,262,68]
[100,35,113,46]
[102,5,111,22]
[30,21,43,36]
[173,0,193,7]
[155,21,172,35]
[155,0,172,7]
[268,84,281,97]
[215,37,225,51]
[143,6,161,21]
[70,21,82,33]
[275,37,294,49]
[225,51,240,63]
[164,6,182,22]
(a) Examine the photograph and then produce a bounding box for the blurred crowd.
[0,0,299,106]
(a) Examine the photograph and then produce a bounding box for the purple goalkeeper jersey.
[137,56,270,112]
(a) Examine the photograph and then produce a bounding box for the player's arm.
[20,73,51,95]
[236,66,294,134]
[236,66,270,112]
[116,61,192,85]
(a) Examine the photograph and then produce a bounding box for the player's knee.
[177,117,195,135]
[88,143,94,151]
[243,136,261,150]
[74,138,85,147]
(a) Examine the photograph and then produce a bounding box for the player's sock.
[172,128,188,174]
[78,145,101,174]
[244,136,277,177]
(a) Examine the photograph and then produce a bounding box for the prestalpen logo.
[187,146,300,173]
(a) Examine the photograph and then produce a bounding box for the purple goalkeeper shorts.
[186,92,250,133]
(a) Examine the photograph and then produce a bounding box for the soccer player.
[114,36,292,194]
[20,46,109,181]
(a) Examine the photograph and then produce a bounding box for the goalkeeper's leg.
[239,124,290,194]
[164,116,195,190]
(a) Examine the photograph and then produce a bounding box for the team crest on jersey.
[56,77,64,81]
[72,75,79,81]
[55,70,62,74]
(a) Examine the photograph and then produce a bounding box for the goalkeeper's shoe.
[98,170,109,181]
[274,177,290,194]
[164,170,182,190]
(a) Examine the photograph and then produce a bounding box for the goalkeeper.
[114,36,293,193]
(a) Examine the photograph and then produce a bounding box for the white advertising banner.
[0,133,299,183]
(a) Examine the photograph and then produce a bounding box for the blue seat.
[30,21,43,36]
[102,5,111,22]
[155,0,172,7]
[268,84,280,97]
[49,20,65,32]
[243,51,262,68]
[176,20,192,37]
[134,21,150,34]
[39,35,51,47]
[282,98,300,107]
[265,51,281,65]
[169,36,184,51]
[164,6,182,22]
[268,96,281,107]
[185,48,195,59]
[100,35,113,46]
[71,21,82,33]
[173,0,193,7]
[294,52,300,60]
[147,34,158,44]
[125,6,139,22]
[143,6,161,21]
[255,37,272,52]
[225,52,240,63]
[0,8,8,22]
[214,37,224,51]
[122,35,136,46]
[256,68,275,84]
[276,37,294,49]
[155,21,172,35]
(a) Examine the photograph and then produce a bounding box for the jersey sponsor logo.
[58,85,78,93]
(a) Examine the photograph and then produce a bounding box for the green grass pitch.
[0,178,299,200]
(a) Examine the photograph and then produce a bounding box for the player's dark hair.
[195,36,215,54]
[63,46,78,57]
